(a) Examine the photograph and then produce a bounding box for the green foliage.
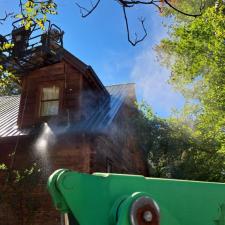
[161,0,216,22]
[0,69,20,95]
[0,163,7,170]
[156,6,225,159]
[135,102,225,182]
[0,43,20,95]
[0,160,41,187]
[16,0,57,30]
[155,17,225,175]
[0,157,42,225]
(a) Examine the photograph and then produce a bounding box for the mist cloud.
[131,47,184,117]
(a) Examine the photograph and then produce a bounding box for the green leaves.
[0,68,20,95]
[0,43,14,51]
[135,102,225,182]
[156,5,225,158]
[0,158,42,225]
[17,0,57,30]
[161,0,215,22]
[0,164,7,170]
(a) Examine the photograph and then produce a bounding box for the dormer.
[17,50,110,128]
[0,20,110,129]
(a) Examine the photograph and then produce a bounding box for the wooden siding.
[17,61,83,128]
[0,53,147,225]
[90,102,148,176]
[0,133,91,225]
[17,59,110,129]
[0,107,148,225]
[80,76,107,121]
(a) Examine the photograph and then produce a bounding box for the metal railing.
[0,19,64,75]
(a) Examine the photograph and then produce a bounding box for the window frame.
[37,82,63,118]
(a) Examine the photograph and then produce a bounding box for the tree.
[156,5,225,153]
[0,68,20,95]
[135,102,225,182]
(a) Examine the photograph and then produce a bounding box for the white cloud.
[131,47,184,117]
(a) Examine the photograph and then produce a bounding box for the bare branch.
[76,0,101,17]
[123,6,147,46]
[118,0,205,17]
[163,0,203,17]
[19,0,25,17]
[0,11,14,25]
[75,0,205,46]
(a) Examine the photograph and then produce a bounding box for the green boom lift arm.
[47,169,225,225]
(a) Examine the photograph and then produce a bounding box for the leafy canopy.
[156,5,225,154]
[135,102,225,182]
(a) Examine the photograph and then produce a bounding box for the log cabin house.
[0,22,148,225]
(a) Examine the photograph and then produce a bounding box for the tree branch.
[0,11,14,25]
[76,0,101,17]
[75,0,206,45]
[19,0,25,17]
[163,0,203,18]
[123,6,147,46]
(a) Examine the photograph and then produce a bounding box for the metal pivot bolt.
[130,196,160,225]
[143,211,153,222]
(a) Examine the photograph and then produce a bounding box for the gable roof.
[62,49,109,98]
[0,83,135,138]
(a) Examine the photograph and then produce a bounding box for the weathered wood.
[1,51,148,225]
[17,60,84,128]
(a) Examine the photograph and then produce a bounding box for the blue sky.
[0,0,184,117]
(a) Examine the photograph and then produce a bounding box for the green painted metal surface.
[47,169,225,225]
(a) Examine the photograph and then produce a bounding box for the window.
[40,85,60,116]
